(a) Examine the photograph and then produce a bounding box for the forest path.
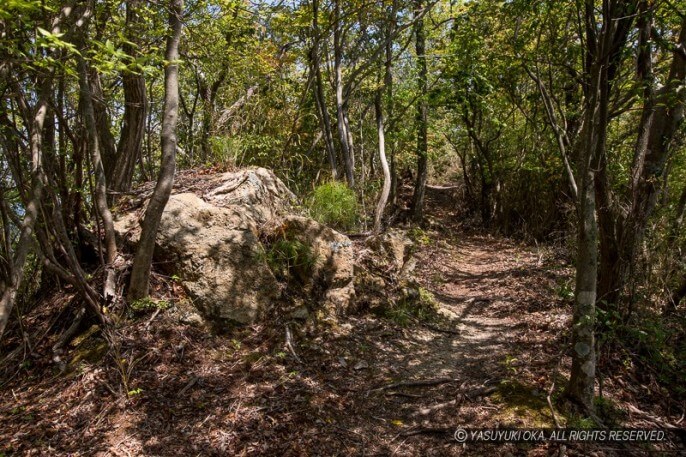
[336,227,573,455]
[410,233,543,382]
[279,183,579,455]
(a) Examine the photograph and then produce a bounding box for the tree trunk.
[374,91,391,234]
[566,65,602,413]
[410,0,428,222]
[333,0,355,186]
[313,61,338,178]
[128,0,183,301]
[384,7,398,208]
[87,70,118,181]
[598,13,686,310]
[77,53,118,301]
[199,77,212,161]
[310,0,338,179]
[566,165,598,413]
[111,1,148,193]
[0,91,49,341]
[566,0,632,413]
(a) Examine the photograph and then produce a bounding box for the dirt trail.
[418,235,543,379]
[329,230,572,456]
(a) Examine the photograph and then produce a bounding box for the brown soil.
[1,196,684,456]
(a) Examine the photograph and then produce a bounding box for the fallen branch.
[385,391,424,399]
[145,307,162,329]
[426,184,460,191]
[285,324,302,363]
[399,426,452,437]
[419,397,463,415]
[52,306,87,352]
[626,404,681,429]
[465,385,498,400]
[177,375,199,397]
[206,172,249,196]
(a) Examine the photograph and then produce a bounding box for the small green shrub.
[408,227,430,245]
[555,279,574,300]
[308,181,358,231]
[130,297,170,314]
[265,238,316,282]
[382,286,437,326]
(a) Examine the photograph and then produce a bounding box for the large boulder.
[205,167,296,223]
[153,193,279,324]
[354,229,417,312]
[279,216,355,316]
[365,229,414,272]
[115,168,355,325]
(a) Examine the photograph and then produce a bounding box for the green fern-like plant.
[265,238,316,282]
[308,181,358,231]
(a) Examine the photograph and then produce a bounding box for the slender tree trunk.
[523,66,578,199]
[128,0,183,301]
[565,0,602,413]
[112,70,147,192]
[310,0,338,179]
[595,149,620,307]
[411,0,428,222]
[77,53,118,301]
[566,164,598,413]
[566,0,636,413]
[566,56,603,412]
[385,2,398,208]
[479,168,494,226]
[198,71,227,162]
[314,67,338,178]
[0,91,49,341]
[89,70,118,180]
[374,91,391,234]
[598,14,686,309]
[333,0,355,186]
[199,77,212,161]
[111,0,148,193]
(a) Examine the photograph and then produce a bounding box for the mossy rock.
[490,380,556,427]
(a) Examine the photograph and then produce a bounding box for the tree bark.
[128,0,183,301]
[374,91,391,234]
[384,1,398,209]
[77,52,118,301]
[333,0,355,186]
[199,76,213,161]
[111,1,148,193]
[566,0,637,413]
[0,93,48,341]
[410,0,428,222]
[310,0,338,179]
[88,69,118,180]
[566,163,598,414]
[566,57,602,413]
[598,12,686,309]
